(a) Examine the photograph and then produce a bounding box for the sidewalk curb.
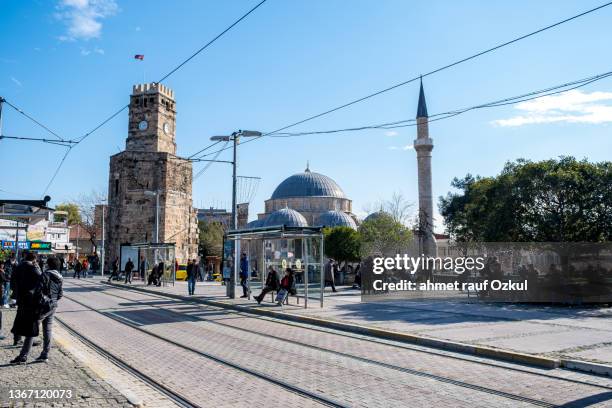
[561,359,612,377]
[108,282,566,370]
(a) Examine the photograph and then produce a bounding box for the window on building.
[115,179,119,196]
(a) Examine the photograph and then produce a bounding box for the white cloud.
[80,46,104,56]
[388,144,413,151]
[385,130,399,137]
[56,0,118,41]
[10,77,22,87]
[492,90,612,127]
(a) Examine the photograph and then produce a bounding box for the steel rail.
[69,282,566,407]
[87,279,612,391]
[55,317,200,408]
[60,291,347,408]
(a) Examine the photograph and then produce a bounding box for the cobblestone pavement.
[116,277,612,364]
[58,279,612,407]
[0,308,132,407]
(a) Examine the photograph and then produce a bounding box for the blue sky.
[2,0,612,231]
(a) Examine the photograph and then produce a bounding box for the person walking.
[108,257,119,283]
[58,256,65,276]
[1,261,12,308]
[254,266,280,304]
[124,258,134,284]
[35,256,63,362]
[187,259,197,295]
[0,263,7,339]
[193,260,201,288]
[82,259,89,278]
[73,259,82,279]
[139,256,147,281]
[324,258,337,293]
[239,253,249,298]
[10,252,44,364]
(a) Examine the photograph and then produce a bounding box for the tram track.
[66,280,611,407]
[54,316,199,408]
[60,290,348,408]
[82,279,612,390]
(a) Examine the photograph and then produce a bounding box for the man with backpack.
[10,255,63,364]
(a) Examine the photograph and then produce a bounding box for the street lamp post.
[209,130,261,298]
[100,200,106,278]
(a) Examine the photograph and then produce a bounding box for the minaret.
[413,79,437,257]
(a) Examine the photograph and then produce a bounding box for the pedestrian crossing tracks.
[55,279,612,408]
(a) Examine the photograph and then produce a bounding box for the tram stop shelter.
[119,242,176,286]
[226,225,325,308]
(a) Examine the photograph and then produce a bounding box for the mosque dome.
[364,210,393,223]
[263,208,309,227]
[246,219,265,228]
[271,167,346,200]
[318,210,357,229]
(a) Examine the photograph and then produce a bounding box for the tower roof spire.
[416,77,428,119]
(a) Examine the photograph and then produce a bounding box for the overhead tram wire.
[42,0,268,194]
[0,134,76,147]
[192,0,612,159]
[189,68,612,146]
[3,99,66,142]
[42,147,73,195]
[264,69,612,138]
[264,1,612,136]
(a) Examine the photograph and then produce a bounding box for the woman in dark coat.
[10,252,44,364]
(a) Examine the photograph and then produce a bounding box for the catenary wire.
[2,99,66,141]
[194,69,612,145]
[41,0,268,195]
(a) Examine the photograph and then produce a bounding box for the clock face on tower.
[163,122,170,135]
[138,120,148,131]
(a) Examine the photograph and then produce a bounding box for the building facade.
[106,83,198,264]
[255,166,357,228]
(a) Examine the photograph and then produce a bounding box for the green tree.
[359,212,413,256]
[198,220,224,258]
[323,226,361,265]
[55,203,81,225]
[439,157,612,242]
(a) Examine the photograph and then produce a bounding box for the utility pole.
[100,201,106,278]
[0,97,4,137]
[209,130,261,298]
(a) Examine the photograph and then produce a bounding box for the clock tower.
[126,83,177,154]
[106,83,198,267]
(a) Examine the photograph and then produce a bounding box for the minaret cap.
[416,77,428,119]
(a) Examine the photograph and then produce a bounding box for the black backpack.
[35,272,55,320]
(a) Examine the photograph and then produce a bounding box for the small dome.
[271,168,346,200]
[263,208,308,227]
[246,219,265,228]
[364,210,393,223]
[318,210,357,229]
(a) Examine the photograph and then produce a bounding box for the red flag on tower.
[134,54,144,60]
